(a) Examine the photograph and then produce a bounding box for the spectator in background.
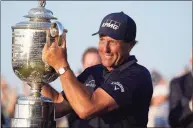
[148,84,170,127]
[148,71,170,127]
[1,76,18,127]
[18,82,31,97]
[151,70,167,87]
[81,47,101,70]
[75,47,101,76]
[169,50,193,128]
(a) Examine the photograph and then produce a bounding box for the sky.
[1,1,192,94]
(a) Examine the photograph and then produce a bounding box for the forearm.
[55,99,73,118]
[42,84,73,118]
[41,83,61,103]
[59,68,93,118]
[7,99,17,117]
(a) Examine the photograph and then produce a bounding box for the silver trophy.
[11,0,66,127]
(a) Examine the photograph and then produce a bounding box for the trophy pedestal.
[11,118,56,127]
[10,0,66,127]
[11,96,56,128]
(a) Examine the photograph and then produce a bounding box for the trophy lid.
[23,7,57,20]
[12,0,57,28]
[24,0,57,20]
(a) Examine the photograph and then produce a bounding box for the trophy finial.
[38,0,46,7]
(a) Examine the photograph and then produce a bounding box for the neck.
[118,53,130,66]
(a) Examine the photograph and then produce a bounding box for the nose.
[104,42,111,53]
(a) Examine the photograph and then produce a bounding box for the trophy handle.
[49,21,67,46]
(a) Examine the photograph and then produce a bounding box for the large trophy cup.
[11,0,65,127]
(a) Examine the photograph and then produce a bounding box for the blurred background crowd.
[1,47,192,128]
[1,1,192,128]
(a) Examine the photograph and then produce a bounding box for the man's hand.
[42,33,68,71]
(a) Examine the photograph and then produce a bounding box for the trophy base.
[11,96,56,128]
[11,118,56,128]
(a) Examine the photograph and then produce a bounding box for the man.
[169,51,193,128]
[75,47,101,76]
[42,12,153,128]
[151,70,167,87]
[1,77,17,127]
[148,70,170,127]
[148,83,170,127]
[81,47,101,70]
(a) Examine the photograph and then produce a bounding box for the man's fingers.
[42,43,49,53]
[61,33,66,49]
[50,36,58,48]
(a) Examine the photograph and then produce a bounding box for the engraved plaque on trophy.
[11,0,66,127]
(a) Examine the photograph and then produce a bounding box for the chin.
[102,61,113,68]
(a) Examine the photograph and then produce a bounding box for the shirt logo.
[111,81,125,92]
[114,85,120,91]
[101,20,121,30]
[85,80,96,88]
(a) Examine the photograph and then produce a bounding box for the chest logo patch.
[111,81,125,92]
[85,80,96,88]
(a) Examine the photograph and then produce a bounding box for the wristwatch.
[58,66,69,76]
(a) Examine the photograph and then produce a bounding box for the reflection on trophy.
[11,0,66,127]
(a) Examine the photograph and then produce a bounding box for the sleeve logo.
[85,80,96,88]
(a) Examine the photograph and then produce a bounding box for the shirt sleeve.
[100,71,139,106]
[77,68,90,83]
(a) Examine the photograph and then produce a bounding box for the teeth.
[104,55,112,59]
